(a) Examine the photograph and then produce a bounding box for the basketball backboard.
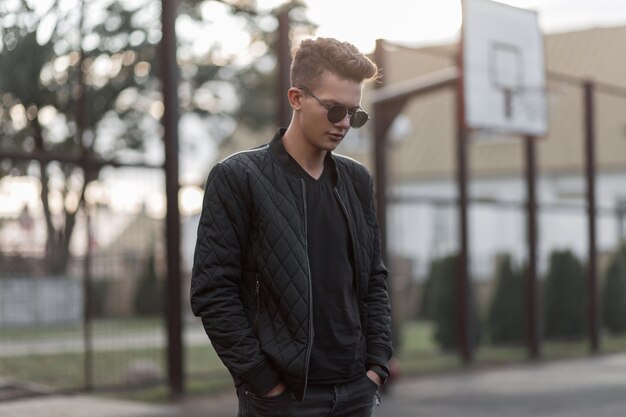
[462,0,547,136]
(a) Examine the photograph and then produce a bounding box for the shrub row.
[420,243,626,350]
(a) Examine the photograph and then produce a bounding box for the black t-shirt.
[278,142,365,385]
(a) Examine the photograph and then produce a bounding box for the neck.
[282,126,327,179]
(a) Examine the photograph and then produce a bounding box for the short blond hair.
[290,37,379,89]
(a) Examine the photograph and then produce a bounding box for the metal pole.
[372,39,398,351]
[373,39,389,263]
[76,0,94,391]
[618,206,625,242]
[369,46,459,357]
[455,41,472,363]
[276,8,292,127]
[524,137,541,359]
[82,201,94,391]
[161,0,184,398]
[584,81,600,353]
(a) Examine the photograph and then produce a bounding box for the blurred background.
[1,0,626,404]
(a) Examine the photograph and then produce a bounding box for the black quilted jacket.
[190,129,392,401]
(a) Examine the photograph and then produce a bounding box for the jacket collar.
[269,128,339,186]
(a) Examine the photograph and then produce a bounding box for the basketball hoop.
[463,0,547,136]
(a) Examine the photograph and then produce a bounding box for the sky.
[289,0,626,53]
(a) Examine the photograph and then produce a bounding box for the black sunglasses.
[298,86,370,128]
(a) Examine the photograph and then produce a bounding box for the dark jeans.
[237,374,381,417]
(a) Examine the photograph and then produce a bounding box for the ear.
[287,87,304,111]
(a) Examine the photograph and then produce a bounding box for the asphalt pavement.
[2,352,626,417]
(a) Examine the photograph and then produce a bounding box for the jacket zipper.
[252,273,261,333]
[334,187,360,295]
[301,179,314,399]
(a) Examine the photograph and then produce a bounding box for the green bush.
[602,243,626,334]
[91,279,110,318]
[426,254,481,351]
[487,254,526,345]
[543,250,586,339]
[418,258,440,321]
[134,253,163,317]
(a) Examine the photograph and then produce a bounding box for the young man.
[190,37,392,417]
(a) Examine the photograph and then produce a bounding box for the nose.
[335,112,351,128]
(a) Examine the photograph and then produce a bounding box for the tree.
[0,0,314,275]
[134,251,162,316]
[177,0,313,144]
[0,0,163,274]
[487,254,526,345]
[602,242,626,334]
[427,254,481,351]
[543,250,586,339]
[419,257,443,321]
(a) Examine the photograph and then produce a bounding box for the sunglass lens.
[325,105,368,128]
[350,111,369,128]
[327,106,347,124]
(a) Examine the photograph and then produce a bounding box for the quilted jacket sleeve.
[364,175,393,377]
[190,161,281,396]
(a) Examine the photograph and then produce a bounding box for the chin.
[325,137,343,148]
[323,142,340,152]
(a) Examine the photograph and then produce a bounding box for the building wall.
[389,171,626,282]
[370,26,626,181]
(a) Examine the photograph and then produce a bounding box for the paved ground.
[3,353,626,417]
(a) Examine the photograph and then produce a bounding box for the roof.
[371,25,626,182]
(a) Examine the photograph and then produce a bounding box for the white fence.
[0,278,83,327]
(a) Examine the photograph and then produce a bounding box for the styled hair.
[290,37,379,89]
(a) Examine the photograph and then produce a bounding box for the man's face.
[297,71,363,152]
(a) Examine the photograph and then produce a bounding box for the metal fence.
[0,167,176,398]
[381,60,626,369]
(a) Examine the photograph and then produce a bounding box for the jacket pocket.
[252,273,261,334]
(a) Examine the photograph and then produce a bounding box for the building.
[372,26,626,280]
